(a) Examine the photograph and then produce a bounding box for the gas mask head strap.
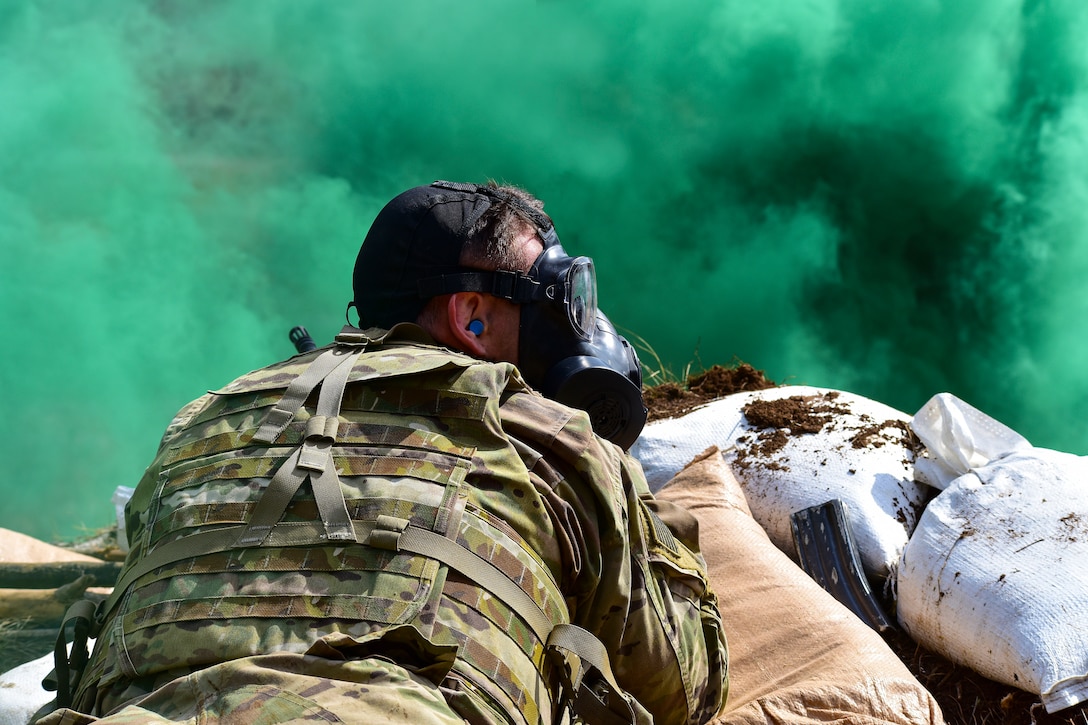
[416,268,542,303]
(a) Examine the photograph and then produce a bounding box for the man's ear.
[445,292,489,358]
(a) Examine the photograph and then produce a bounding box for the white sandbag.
[898,394,1088,713]
[0,651,56,725]
[633,385,931,579]
[910,392,1032,490]
[112,485,135,554]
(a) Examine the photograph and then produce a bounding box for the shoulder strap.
[98,345,365,627]
[366,516,639,725]
[367,515,556,642]
[42,598,97,711]
[547,624,642,725]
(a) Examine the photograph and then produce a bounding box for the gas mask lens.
[564,258,597,340]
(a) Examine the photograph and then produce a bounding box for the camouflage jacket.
[75,325,727,724]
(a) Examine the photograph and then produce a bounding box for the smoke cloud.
[3,0,1088,540]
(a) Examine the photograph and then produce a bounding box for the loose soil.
[643,363,776,422]
[643,363,1088,725]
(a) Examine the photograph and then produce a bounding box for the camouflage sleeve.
[595,441,728,724]
[622,453,729,722]
[500,389,727,724]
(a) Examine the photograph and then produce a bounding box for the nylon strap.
[548,623,636,725]
[237,347,361,545]
[306,348,358,540]
[368,517,636,725]
[45,598,97,709]
[367,516,557,643]
[308,461,355,541]
[252,347,360,444]
[233,447,312,547]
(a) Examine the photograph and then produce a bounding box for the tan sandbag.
[0,577,110,625]
[655,448,945,725]
[0,528,101,564]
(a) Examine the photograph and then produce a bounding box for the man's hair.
[459,181,549,271]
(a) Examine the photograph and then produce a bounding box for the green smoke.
[3,0,1087,541]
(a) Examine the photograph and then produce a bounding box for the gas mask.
[419,225,647,449]
[514,234,647,450]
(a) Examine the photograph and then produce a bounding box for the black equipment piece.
[289,326,317,353]
[791,499,895,633]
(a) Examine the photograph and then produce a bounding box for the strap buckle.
[366,515,411,551]
[546,623,638,725]
[298,415,339,472]
[43,598,101,711]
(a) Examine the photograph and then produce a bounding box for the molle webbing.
[241,344,362,545]
[97,345,363,622]
[73,342,638,725]
[367,516,637,725]
[368,516,554,643]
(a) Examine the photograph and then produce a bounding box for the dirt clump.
[730,392,851,467]
[688,363,776,399]
[644,363,776,421]
[742,392,848,434]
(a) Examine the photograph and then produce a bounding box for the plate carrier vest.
[48,328,639,725]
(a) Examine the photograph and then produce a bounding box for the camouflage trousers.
[36,652,466,724]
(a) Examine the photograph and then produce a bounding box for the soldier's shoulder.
[499,387,603,460]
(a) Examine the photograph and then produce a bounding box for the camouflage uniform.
[50,325,727,724]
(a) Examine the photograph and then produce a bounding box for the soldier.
[40,181,727,724]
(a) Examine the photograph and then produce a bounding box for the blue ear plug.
[468,319,484,336]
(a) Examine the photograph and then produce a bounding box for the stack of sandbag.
[633,385,933,580]
[898,393,1088,714]
[0,529,110,725]
[656,448,944,724]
